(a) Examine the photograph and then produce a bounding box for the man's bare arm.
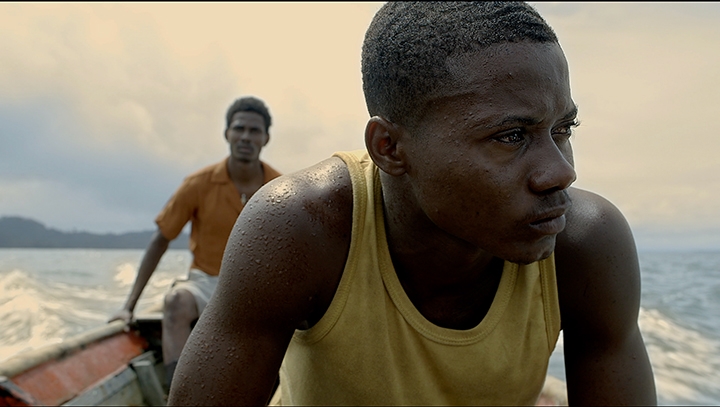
[109,229,169,324]
[168,158,352,405]
[556,188,657,405]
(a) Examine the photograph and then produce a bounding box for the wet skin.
[169,41,657,405]
[395,42,577,265]
[368,41,576,329]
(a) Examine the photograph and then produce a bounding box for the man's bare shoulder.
[244,156,353,243]
[554,187,641,333]
[552,191,655,405]
[556,187,633,253]
[169,157,355,405]
[216,156,354,328]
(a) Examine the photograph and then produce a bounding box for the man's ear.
[263,132,270,146]
[365,116,407,176]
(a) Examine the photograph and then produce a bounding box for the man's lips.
[528,207,569,235]
[528,213,567,235]
[234,145,254,153]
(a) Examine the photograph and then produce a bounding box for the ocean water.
[546,250,720,406]
[0,248,718,405]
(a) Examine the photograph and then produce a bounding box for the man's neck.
[380,172,504,330]
[379,172,496,282]
[227,156,264,184]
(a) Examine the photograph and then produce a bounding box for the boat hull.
[0,314,165,406]
[1,313,567,406]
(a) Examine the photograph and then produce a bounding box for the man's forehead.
[445,42,567,86]
[419,42,569,107]
[411,42,574,129]
[230,111,265,126]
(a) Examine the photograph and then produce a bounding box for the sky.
[0,2,718,251]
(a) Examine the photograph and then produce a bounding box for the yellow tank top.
[279,150,561,405]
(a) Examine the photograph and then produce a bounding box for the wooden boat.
[0,313,167,406]
[0,314,567,406]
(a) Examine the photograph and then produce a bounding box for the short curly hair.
[225,96,272,133]
[361,1,558,128]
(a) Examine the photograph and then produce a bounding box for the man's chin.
[231,153,254,163]
[502,237,556,265]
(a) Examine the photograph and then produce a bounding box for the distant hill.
[0,216,189,249]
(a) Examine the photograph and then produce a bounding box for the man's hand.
[109,229,170,330]
[108,308,132,324]
[108,308,133,331]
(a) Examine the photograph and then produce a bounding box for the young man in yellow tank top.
[169,3,657,405]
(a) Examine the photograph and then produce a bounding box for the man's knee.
[163,289,198,325]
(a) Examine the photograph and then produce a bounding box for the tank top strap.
[291,150,372,343]
[539,252,561,352]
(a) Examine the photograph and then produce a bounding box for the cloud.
[0,2,718,250]
[0,3,384,233]
[0,4,246,231]
[535,3,720,239]
[0,3,247,160]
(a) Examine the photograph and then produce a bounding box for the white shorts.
[167,268,219,316]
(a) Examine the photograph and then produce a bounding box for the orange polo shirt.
[155,157,282,276]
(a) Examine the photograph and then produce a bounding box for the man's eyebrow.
[231,122,262,128]
[490,115,540,128]
[487,106,579,128]
[562,106,579,121]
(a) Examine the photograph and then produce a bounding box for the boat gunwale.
[0,320,127,379]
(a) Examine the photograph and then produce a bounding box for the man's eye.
[496,130,524,144]
[554,120,580,138]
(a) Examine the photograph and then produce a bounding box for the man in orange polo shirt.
[109,95,282,390]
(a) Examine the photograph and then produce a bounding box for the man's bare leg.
[162,289,199,391]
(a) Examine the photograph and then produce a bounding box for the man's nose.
[528,140,576,194]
